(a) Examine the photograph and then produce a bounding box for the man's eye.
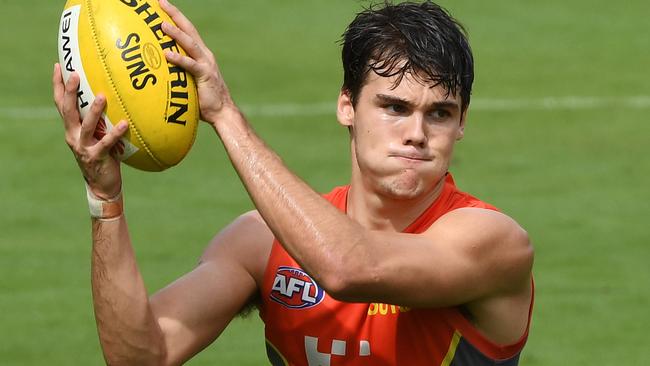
[386,104,407,114]
[430,109,451,120]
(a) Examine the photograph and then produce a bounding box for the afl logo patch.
[270,266,325,309]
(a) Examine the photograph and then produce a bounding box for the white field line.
[3,96,650,120]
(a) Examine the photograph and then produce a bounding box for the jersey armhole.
[448,278,535,360]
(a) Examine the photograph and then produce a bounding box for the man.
[52,0,534,365]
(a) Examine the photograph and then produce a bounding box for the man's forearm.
[91,217,166,365]
[211,108,365,291]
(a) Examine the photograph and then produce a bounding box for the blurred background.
[1,0,648,364]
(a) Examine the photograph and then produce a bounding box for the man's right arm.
[90,216,166,365]
[53,64,271,366]
[149,210,272,364]
[89,211,271,366]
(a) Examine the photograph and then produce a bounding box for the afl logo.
[270,266,325,309]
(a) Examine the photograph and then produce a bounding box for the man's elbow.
[317,257,381,303]
[101,339,168,366]
[507,226,534,283]
[313,231,385,302]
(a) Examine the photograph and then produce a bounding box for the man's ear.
[337,89,354,127]
[456,109,468,140]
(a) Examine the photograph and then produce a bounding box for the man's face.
[337,71,466,200]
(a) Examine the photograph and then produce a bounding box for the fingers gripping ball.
[57,0,199,171]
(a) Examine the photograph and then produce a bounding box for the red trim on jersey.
[446,279,535,360]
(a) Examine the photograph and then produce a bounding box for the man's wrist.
[85,183,123,221]
[205,103,243,129]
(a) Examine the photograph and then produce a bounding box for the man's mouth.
[389,154,432,162]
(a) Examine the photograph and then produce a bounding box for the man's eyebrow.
[431,100,460,110]
[376,94,412,106]
[375,93,460,110]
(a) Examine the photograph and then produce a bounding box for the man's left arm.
[159,0,533,309]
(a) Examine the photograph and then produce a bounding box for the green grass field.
[1,0,649,364]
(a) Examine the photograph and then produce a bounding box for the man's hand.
[52,63,128,200]
[159,0,236,126]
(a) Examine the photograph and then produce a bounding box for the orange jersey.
[259,174,533,366]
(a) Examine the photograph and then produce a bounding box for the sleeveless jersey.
[259,174,533,366]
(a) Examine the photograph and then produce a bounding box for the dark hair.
[341,1,474,111]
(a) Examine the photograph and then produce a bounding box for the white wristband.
[85,183,123,221]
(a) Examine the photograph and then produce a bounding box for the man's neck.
[346,175,447,232]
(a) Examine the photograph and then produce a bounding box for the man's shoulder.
[237,210,271,230]
[199,210,275,285]
[431,207,530,253]
[212,210,274,247]
[426,208,533,344]
[426,207,533,289]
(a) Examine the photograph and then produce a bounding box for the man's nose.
[402,114,427,148]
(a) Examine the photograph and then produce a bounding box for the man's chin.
[378,176,425,200]
[375,171,445,201]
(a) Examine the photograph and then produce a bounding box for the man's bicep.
[150,211,273,365]
[415,209,532,304]
[341,208,532,308]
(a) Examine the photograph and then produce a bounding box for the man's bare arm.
[159,0,532,344]
[90,217,167,364]
[160,0,533,309]
[150,211,272,364]
[88,211,271,366]
[53,64,271,365]
[53,63,169,364]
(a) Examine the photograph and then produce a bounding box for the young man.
[52,1,534,365]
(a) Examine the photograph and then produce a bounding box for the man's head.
[341,1,474,112]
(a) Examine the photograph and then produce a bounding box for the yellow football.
[57,0,199,171]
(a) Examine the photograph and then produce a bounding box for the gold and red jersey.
[259,174,533,366]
